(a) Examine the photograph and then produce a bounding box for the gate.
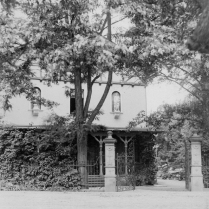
[74,157,104,188]
[202,154,209,188]
[116,154,135,192]
[86,156,104,187]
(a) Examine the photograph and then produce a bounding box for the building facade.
[0,72,157,186]
[0,73,147,129]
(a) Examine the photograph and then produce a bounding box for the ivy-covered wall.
[0,129,80,191]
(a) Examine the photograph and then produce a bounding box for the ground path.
[0,179,208,209]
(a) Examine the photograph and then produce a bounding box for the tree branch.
[87,69,113,126]
[91,74,100,85]
[103,16,127,31]
[159,72,202,102]
[159,71,202,93]
[160,61,202,87]
[87,9,113,126]
[83,67,92,119]
[99,17,107,35]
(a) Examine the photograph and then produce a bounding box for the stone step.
[88,184,104,187]
[87,175,105,187]
[88,179,104,182]
[88,177,104,179]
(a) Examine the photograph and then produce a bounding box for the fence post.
[190,133,204,191]
[103,131,117,192]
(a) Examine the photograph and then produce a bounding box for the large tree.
[1,0,159,187]
[0,0,123,187]
[122,0,209,188]
[122,0,209,135]
[2,0,206,187]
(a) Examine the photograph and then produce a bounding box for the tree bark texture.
[83,68,92,119]
[187,0,209,53]
[74,68,88,188]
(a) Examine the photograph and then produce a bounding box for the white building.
[0,71,157,187]
[0,72,147,129]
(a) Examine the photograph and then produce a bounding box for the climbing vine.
[0,114,82,191]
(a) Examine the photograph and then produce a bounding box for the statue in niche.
[112,92,121,112]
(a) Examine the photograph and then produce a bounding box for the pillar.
[190,133,204,191]
[99,138,103,176]
[103,131,117,192]
[124,138,128,175]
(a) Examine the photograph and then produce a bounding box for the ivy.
[0,128,80,191]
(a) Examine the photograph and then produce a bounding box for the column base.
[105,175,116,192]
[190,176,204,191]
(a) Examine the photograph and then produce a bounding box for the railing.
[116,154,135,192]
[67,156,104,188]
[116,154,135,176]
[87,157,100,175]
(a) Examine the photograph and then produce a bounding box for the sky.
[146,81,189,114]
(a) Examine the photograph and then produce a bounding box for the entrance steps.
[88,175,104,187]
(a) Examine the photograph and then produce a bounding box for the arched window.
[112,91,121,112]
[31,87,41,110]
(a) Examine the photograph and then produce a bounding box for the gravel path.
[0,179,208,209]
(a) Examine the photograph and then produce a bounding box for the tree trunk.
[74,7,113,188]
[86,8,112,126]
[74,67,87,188]
[184,140,190,190]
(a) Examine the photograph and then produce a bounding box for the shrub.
[0,127,80,191]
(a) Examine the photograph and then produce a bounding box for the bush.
[0,128,80,191]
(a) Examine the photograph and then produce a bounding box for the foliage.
[2,0,208,187]
[117,0,200,84]
[0,114,82,191]
[128,101,209,186]
[187,0,209,53]
[0,0,130,186]
[133,133,157,186]
[123,1,209,142]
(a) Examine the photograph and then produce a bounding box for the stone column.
[190,133,204,191]
[99,138,103,176]
[103,131,117,192]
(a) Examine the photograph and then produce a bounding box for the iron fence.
[116,154,135,192]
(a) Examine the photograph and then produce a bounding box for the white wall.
[89,82,146,128]
[1,77,147,128]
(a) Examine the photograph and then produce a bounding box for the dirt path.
[0,180,208,209]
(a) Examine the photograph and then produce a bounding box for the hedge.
[0,129,80,191]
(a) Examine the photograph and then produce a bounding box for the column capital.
[103,131,117,143]
[190,133,202,143]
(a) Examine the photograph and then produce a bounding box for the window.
[70,89,76,113]
[31,87,41,110]
[70,89,84,113]
[112,91,121,112]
